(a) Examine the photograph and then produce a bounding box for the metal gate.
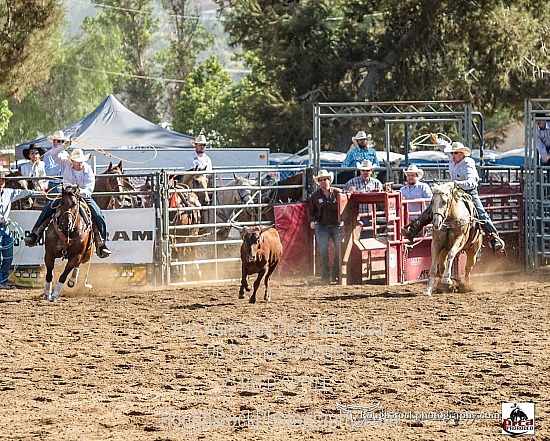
[525,98,550,269]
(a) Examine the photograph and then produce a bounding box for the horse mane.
[432,182,472,203]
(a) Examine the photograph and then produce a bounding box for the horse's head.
[182,168,210,205]
[430,182,456,230]
[57,186,81,233]
[99,161,136,209]
[231,174,258,205]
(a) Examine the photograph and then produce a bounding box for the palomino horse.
[215,175,259,240]
[94,161,138,210]
[43,186,94,302]
[424,182,483,296]
[169,185,202,281]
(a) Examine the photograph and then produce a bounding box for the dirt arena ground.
[0,273,548,440]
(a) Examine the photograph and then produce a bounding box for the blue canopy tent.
[15,95,194,161]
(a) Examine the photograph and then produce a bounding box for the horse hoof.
[49,292,59,302]
[264,292,271,302]
[423,291,432,296]
[238,293,245,299]
[249,297,256,304]
[68,279,76,288]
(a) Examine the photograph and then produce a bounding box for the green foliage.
[2,18,122,145]
[0,0,64,100]
[173,55,234,146]
[0,100,13,140]
[216,0,550,151]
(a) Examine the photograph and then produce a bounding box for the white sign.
[10,208,156,265]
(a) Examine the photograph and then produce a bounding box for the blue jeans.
[32,196,108,239]
[315,224,341,280]
[0,227,14,285]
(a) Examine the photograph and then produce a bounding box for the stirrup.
[24,233,39,247]
[97,245,112,258]
[490,236,505,252]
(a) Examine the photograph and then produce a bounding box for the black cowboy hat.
[22,144,46,160]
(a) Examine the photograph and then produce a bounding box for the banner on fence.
[10,208,156,265]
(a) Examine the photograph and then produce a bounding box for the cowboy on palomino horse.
[24,138,112,258]
[401,137,505,252]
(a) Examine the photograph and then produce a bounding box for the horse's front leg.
[441,244,463,286]
[43,253,55,300]
[68,267,80,288]
[424,244,441,296]
[50,258,78,302]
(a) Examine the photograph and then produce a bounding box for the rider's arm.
[79,167,95,199]
[454,159,479,191]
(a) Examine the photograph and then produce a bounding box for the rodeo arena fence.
[8,98,547,289]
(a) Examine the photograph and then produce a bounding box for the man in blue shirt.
[535,119,550,165]
[400,164,432,221]
[342,131,379,168]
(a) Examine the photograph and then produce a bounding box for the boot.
[488,233,505,252]
[24,224,47,247]
[94,233,112,258]
[401,214,432,241]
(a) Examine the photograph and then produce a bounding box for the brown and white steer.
[239,227,283,303]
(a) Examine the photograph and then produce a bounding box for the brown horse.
[272,172,306,204]
[424,182,483,296]
[43,186,94,302]
[169,184,203,282]
[94,161,138,210]
[179,167,210,206]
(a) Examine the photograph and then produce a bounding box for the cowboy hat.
[313,169,334,185]
[22,144,46,160]
[403,163,424,179]
[69,148,90,163]
[190,134,208,146]
[356,159,375,171]
[352,131,373,143]
[47,130,68,142]
[443,141,472,156]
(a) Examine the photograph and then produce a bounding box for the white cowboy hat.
[47,130,68,142]
[352,131,373,143]
[403,163,424,179]
[443,141,472,156]
[313,169,334,185]
[356,159,375,171]
[69,148,90,163]
[190,134,208,146]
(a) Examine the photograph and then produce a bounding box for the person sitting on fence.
[341,131,380,168]
[400,164,432,221]
[184,134,212,172]
[20,144,48,192]
[401,141,505,252]
[536,118,550,166]
[24,142,112,258]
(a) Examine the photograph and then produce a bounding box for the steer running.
[239,227,283,303]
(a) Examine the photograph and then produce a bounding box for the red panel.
[274,203,313,276]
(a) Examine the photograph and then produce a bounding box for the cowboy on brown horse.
[24,141,111,258]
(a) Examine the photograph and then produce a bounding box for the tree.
[216,0,550,150]
[2,15,122,145]
[173,55,234,146]
[158,0,212,121]
[90,0,162,122]
[0,0,64,100]
[0,100,12,140]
